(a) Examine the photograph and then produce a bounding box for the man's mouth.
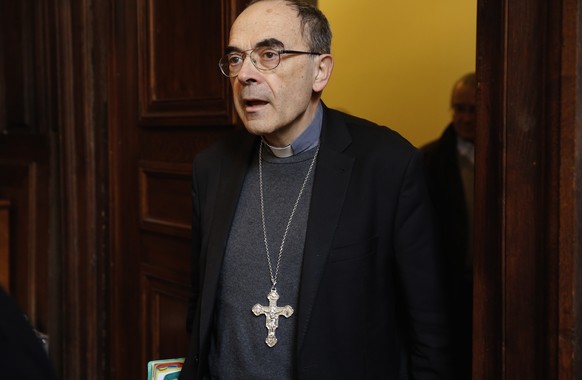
[244,99,269,107]
[243,99,269,112]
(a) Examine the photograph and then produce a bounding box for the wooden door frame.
[51,0,110,378]
[474,0,582,378]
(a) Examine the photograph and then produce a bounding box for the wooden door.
[108,0,243,377]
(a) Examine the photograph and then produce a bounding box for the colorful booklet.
[147,358,184,380]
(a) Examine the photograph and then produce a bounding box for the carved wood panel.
[140,265,191,369]
[0,159,37,299]
[139,160,192,238]
[0,137,50,332]
[137,0,235,125]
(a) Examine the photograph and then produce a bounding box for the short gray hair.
[247,0,332,53]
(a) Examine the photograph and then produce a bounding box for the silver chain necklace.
[251,140,319,347]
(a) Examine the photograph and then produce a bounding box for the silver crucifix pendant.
[252,288,294,347]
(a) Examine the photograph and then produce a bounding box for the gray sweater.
[209,145,318,379]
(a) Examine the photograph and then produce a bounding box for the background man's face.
[451,83,476,143]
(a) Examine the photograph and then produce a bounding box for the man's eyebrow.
[224,38,285,54]
[255,38,285,49]
[224,46,239,54]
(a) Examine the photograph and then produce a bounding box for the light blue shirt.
[264,103,323,157]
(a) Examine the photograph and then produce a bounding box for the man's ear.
[313,54,334,93]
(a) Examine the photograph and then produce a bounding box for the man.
[180,1,451,378]
[421,72,476,380]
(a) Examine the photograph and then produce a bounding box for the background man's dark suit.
[422,123,472,379]
[180,105,451,379]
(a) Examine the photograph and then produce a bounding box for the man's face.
[227,1,326,147]
[451,83,476,143]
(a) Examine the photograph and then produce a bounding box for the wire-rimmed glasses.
[219,47,321,77]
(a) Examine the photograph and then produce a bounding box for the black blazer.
[180,105,451,379]
[0,287,58,380]
[421,123,469,281]
[422,124,473,380]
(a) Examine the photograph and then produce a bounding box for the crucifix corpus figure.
[252,289,294,347]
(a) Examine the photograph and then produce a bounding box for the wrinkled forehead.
[228,1,304,50]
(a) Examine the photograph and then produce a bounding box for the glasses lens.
[218,48,282,77]
[250,48,281,71]
[219,53,242,77]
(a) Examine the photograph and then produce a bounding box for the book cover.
[147,358,184,380]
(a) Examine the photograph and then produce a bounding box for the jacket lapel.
[199,133,258,344]
[296,107,354,350]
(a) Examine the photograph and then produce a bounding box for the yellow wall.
[318,1,477,147]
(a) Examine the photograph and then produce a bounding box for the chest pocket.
[328,236,378,263]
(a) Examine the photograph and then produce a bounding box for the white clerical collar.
[265,143,294,158]
[263,103,323,158]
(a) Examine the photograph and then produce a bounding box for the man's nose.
[236,55,260,83]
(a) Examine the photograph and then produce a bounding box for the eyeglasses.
[219,47,321,77]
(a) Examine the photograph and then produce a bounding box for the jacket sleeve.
[186,159,203,333]
[394,149,453,379]
[180,160,205,380]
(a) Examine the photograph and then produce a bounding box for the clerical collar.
[263,103,323,158]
